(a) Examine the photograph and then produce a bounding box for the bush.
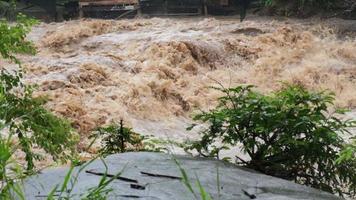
[90,120,144,155]
[187,84,356,197]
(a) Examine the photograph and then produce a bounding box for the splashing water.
[21,16,356,143]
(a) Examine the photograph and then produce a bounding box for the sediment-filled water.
[20,16,356,144]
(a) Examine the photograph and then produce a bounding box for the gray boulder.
[22,152,340,200]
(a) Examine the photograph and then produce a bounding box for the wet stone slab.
[22,152,340,200]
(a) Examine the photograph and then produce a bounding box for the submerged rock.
[23,152,340,200]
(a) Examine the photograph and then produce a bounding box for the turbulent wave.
[22,17,356,140]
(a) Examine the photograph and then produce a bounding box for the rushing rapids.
[19,16,356,145]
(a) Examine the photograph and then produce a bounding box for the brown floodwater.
[20,15,356,146]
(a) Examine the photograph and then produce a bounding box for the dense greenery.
[0,14,36,63]
[0,14,77,171]
[187,85,356,197]
[0,13,78,199]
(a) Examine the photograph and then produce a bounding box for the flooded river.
[20,15,356,145]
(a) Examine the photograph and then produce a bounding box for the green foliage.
[0,70,78,170]
[337,137,356,196]
[337,137,356,163]
[91,121,179,155]
[0,13,37,64]
[91,120,144,155]
[0,136,25,200]
[187,84,356,197]
[0,14,78,171]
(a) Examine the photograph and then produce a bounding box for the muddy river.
[18,15,356,149]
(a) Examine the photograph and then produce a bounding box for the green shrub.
[187,84,356,197]
[90,120,144,155]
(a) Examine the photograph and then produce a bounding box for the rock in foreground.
[23,152,340,200]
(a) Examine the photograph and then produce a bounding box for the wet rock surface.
[23,152,340,200]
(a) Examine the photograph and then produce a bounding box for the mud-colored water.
[21,16,356,145]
